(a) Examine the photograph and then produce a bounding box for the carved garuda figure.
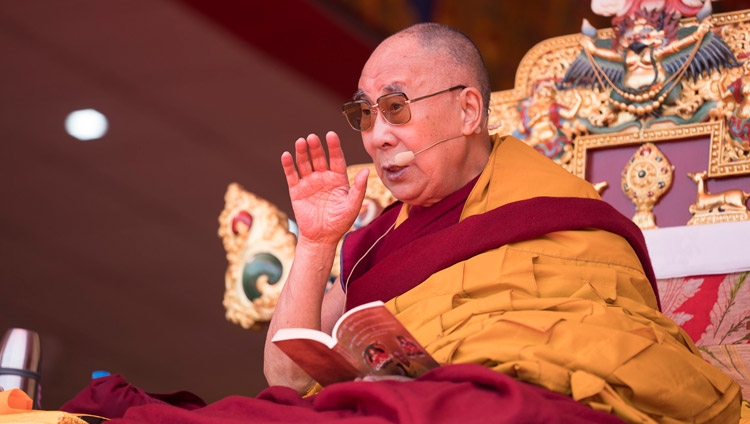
[561,0,741,123]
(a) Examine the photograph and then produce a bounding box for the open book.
[272,301,440,386]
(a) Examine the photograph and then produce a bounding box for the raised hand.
[281,131,369,246]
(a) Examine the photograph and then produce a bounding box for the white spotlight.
[65,109,109,140]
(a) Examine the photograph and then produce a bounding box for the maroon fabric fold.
[345,196,660,311]
[341,176,478,289]
[60,374,206,418]
[66,364,624,423]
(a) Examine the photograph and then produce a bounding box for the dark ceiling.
[1,0,746,411]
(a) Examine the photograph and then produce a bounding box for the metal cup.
[0,328,42,409]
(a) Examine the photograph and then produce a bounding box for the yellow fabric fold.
[0,411,94,424]
[385,135,741,423]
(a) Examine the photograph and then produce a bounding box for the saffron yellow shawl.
[383,136,740,423]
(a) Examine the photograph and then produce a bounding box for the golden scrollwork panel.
[218,183,297,330]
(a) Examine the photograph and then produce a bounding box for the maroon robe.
[341,176,478,293]
[61,364,625,423]
[343,194,659,312]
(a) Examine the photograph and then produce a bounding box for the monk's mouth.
[383,164,408,180]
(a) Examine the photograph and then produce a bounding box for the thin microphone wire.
[394,133,463,166]
[411,134,463,156]
[344,220,397,293]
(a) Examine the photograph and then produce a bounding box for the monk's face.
[357,35,473,207]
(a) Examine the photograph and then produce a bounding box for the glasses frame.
[342,85,467,131]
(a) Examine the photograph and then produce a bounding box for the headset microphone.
[394,133,464,167]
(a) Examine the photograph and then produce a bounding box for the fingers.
[281,151,299,187]
[326,131,348,174]
[287,132,344,181]
[307,134,329,172]
[294,137,313,177]
[294,134,331,178]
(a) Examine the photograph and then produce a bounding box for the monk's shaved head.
[394,23,491,118]
[357,23,492,207]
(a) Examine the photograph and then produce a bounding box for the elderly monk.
[265,23,740,423]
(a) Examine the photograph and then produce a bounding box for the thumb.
[347,168,369,210]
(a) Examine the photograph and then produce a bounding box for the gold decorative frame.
[570,121,726,179]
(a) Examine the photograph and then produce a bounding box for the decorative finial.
[697,0,712,22]
[581,19,598,39]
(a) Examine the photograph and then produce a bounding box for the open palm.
[281,132,368,245]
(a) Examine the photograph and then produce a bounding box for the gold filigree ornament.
[218,183,297,330]
[687,171,750,225]
[593,181,609,195]
[621,143,674,229]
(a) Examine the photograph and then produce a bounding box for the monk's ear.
[460,87,483,136]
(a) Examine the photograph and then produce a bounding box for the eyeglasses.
[342,85,466,131]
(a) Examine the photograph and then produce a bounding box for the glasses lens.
[343,101,372,131]
[380,94,410,125]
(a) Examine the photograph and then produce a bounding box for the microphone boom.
[393,134,463,167]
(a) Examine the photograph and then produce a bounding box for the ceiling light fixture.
[65,109,109,141]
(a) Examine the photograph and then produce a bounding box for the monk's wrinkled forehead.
[357,34,442,99]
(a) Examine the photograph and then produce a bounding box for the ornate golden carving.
[674,69,724,120]
[514,81,584,167]
[721,20,750,58]
[218,183,296,330]
[488,96,519,138]
[526,43,582,87]
[686,171,750,225]
[593,181,609,195]
[487,9,750,179]
[715,60,750,168]
[621,143,674,229]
